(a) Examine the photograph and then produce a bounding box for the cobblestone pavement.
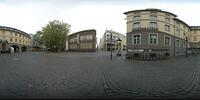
[0,51,200,99]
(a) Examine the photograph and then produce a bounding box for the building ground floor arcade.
[0,41,31,53]
[126,29,200,60]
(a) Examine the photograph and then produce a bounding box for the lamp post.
[110,32,113,60]
[116,38,122,56]
[186,36,188,57]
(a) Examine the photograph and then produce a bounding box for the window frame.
[133,22,141,28]
[176,39,180,47]
[165,17,170,23]
[164,36,171,46]
[132,34,141,45]
[150,22,158,28]
[149,33,158,45]
[176,29,180,36]
[165,24,170,32]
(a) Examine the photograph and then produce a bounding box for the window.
[15,39,17,42]
[176,22,180,27]
[176,29,180,36]
[132,34,141,44]
[193,37,197,41]
[149,34,158,44]
[86,35,90,40]
[150,15,157,20]
[133,22,140,28]
[150,22,157,28]
[19,40,21,43]
[10,38,13,42]
[80,35,85,41]
[15,33,17,36]
[89,35,93,40]
[176,39,180,47]
[133,16,140,20]
[164,36,171,46]
[165,25,170,32]
[19,34,21,37]
[165,18,170,23]
[69,37,77,43]
[183,33,186,40]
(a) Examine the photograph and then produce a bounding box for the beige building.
[190,26,200,48]
[124,8,200,58]
[0,26,31,52]
[68,29,96,52]
[99,30,126,51]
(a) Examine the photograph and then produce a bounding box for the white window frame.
[149,33,158,45]
[176,39,180,47]
[176,22,180,27]
[165,18,170,23]
[165,24,170,32]
[132,34,141,45]
[89,35,93,40]
[176,29,180,36]
[150,22,157,28]
[133,22,140,28]
[164,36,171,46]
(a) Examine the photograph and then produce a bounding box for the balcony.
[132,27,158,32]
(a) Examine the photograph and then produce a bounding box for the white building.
[99,30,126,51]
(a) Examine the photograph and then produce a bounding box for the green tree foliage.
[40,20,70,51]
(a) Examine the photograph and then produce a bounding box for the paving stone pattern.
[0,51,199,99]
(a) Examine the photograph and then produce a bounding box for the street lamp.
[116,38,122,56]
[186,36,188,57]
[110,32,113,60]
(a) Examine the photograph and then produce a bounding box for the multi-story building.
[68,29,96,52]
[190,26,200,48]
[100,30,126,51]
[124,8,200,58]
[0,26,31,52]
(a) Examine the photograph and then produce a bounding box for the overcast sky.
[0,0,200,44]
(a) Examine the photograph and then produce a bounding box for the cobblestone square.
[0,51,200,99]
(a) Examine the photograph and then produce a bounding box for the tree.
[40,20,70,51]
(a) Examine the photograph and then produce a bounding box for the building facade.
[0,26,31,52]
[190,26,200,48]
[99,30,126,51]
[68,29,96,52]
[124,8,200,58]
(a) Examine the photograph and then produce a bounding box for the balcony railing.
[132,27,158,32]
